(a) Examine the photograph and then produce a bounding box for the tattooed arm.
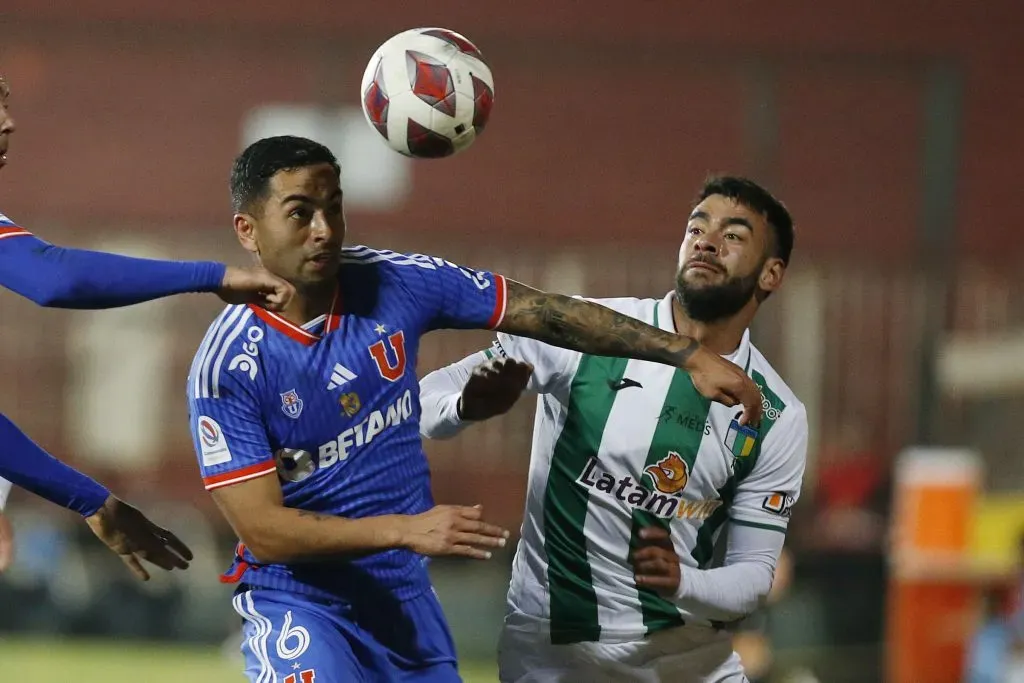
[497,280,763,425]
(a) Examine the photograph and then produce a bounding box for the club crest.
[280,389,304,419]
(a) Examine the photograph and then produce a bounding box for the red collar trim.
[248,286,344,346]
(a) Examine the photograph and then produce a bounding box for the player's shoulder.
[340,244,437,272]
[188,304,266,401]
[339,244,441,291]
[746,343,806,429]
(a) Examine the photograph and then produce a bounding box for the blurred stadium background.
[2,1,1024,681]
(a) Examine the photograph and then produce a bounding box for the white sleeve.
[419,349,490,440]
[0,477,13,511]
[672,402,807,621]
[729,402,808,533]
[419,334,577,440]
[493,332,576,394]
[673,522,783,621]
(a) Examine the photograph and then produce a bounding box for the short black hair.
[230,135,341,213]
[698,176,794,265]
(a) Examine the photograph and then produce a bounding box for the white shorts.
[497,617,748,683]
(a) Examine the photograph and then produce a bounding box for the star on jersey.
[374,323,387,334]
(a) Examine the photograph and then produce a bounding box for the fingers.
[122,554,151,581]
[631,551,674,574]
[137,542,188,571]
[474,357,533,384]
[449,545,495,560]
[454,507,509,536]
[458,519,510,539]
[737,378,763,427]
[634,575,678,591]
[455,532,507,549]
[156,526,195,562]
[631,546,674,564]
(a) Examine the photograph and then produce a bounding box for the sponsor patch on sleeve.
[761,492,795,517]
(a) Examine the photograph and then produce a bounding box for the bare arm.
[211,474,507,564]
[497,280,763,425]
[499,280,699,368]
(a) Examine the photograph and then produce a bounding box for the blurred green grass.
[0,638,498,683]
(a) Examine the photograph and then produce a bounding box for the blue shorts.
[231,585,461,683]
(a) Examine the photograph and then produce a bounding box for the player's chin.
[681,271,724,288]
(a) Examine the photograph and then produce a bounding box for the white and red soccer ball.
[360,28,495,158]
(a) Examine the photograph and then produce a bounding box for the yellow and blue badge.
[724,418,758,458]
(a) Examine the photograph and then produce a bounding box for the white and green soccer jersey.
[479,293,807,644]
[419,291,808,645]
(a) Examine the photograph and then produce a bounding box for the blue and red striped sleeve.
[384,251,507,332]
[186,309,277,492]
[0,412,109,516]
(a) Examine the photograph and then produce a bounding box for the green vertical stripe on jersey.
[630,365,711,634]
[691,369,787,568]
[544,354,629,644]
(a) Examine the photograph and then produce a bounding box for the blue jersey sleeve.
[187,311,276,491]
[355,248,506,332]
[0,211,225,309]
[0,412,110,516]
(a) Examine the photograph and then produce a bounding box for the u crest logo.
[368,330,407,382]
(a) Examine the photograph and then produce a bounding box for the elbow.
[236,527,296,565]
[242,538,293,565]
[25,283,71,308]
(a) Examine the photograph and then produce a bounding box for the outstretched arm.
[0,411,110,516]
[498,280,762,425]
[499,281,699,368]
[0,231,292,310]
[0,412,193,579]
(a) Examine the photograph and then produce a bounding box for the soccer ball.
[360,28,495,158]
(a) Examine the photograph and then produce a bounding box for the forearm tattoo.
[498,280,698,367]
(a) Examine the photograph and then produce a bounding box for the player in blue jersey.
[0,74,295,578]
[187,135,764,682]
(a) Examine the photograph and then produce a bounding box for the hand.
[0,512,13,572]
[217,266,295,312]
[84,496,194,581]
[458,356,534,421]
[400,505,509,560]
[684,346,763,427]
[632,526,681,596]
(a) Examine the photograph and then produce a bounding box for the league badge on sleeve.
[724,418,758,458]
[280,389,304,419]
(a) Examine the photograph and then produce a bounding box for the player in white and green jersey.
[419,176,807,682]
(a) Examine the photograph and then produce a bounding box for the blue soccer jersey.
[187,246,507,602]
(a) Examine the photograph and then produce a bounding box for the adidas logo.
[327,363,357,390]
